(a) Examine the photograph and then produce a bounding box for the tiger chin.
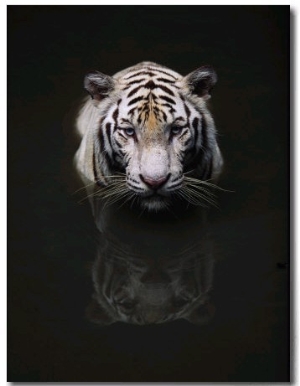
[74,61,223,211]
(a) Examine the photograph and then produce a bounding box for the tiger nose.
[140,174,170,189]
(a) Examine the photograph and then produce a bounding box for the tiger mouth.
[139,195,170,210]
[138,190,173,199]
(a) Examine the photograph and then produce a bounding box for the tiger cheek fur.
[75,61,223,211]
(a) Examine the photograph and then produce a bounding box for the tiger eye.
[171,126,182,135]
[124,128,135,136]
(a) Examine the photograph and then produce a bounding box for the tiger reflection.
[85,199,216,326]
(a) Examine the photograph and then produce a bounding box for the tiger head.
[75,62,223,211]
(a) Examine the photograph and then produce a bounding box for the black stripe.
[161,103,175,113]
[94,119,103,184]
[124,70,155,80]
[127,85,143,98]
[141,80,175,96]
[112,107,119,123]
[129,177,140,184]
[118,132,127,140]
[123,78,146,89]
[156,77,176,84]
[159,95,176,104]
[167,181,182,190]
[144,80,156,90]
[128,107,136,115]
[178,128,189,140]
[192,117,199,147]
[104,152,114,173]
[99,127,105,153]
[93,146,99,184]
[152,68,177,79]
[161,109,168,121]
[99,126,115,170]
[200,113,208,152]
[127,78,146,85]
[128,96,144,106]
[138,105,144,112]
[157,84,175,96]
[170,175,182,183]
[115,139,123,148]
[106,123,113,148]
[183,138,191,146]
[127,182,144,191]
[121,119,131,124]
[206,158,213,179]
[183,102,191,118]
[152,105,166,120]
[183,138,191,147]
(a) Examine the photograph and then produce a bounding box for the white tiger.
[75,61,223,211]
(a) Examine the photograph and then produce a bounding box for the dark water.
[8,6,289,382]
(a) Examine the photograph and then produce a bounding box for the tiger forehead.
[122,75,179,97]
[119,76,184,130]
[127,99,177,131]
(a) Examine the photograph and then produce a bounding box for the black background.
[8,6,289,382]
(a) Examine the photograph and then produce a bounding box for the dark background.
[8,6,289,382]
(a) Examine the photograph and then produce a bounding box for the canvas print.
[8,5,289,382]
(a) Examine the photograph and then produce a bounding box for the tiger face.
[75,62,223,211]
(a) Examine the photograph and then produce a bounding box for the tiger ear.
[183,65,217,99]
[184,302,216,325]
[84,71,115,101]
[85,297,116,326]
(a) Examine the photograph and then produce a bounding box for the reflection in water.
[81,184,217,326]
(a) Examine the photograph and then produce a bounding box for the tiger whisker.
[77,187,103,203]
[184,183,217,198]
[183,186,218,208]
[102,185,131,202]
[99,185,128,197]
[176,190,200,207]
[132,195,142,212]
[103,175,126,179]
[185,184,218,202]
[176,187,211,208]
[184,176,234,192]
[117,192,137,210]
[77,178,127,203]
[183,169,196,176]
[72,181,100,195]
[98,191,127,204]
[73,173,126,195]
[104,190,133,209]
